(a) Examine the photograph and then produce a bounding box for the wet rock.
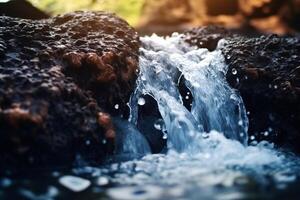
[184,26,300,152]
[184,26,231,51]
[0,11,139,169]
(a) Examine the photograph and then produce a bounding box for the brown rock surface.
[0,11,140,168]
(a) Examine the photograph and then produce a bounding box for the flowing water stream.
[1,34,300,200]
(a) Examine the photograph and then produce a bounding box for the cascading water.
[96,34,300,199]
[7,34,300,200]
[129,33,248,153]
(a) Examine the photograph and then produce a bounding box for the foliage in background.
[28,0,145,26]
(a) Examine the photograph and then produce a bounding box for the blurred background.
[0,0,300,35]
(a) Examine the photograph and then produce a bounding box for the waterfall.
[129,33,248,153]
[71,34,300,200]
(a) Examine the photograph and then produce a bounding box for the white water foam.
[130,33,248,152]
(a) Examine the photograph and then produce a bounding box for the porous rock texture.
[0,11,140,169]
[184,26,300,152]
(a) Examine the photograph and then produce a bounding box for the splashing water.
[3,34,300,200]
[99,33,300,199]
[130,33,249,152]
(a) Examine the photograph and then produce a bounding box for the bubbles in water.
[114,104,119,110]
[264,131,269,136]
[154,123,162,131]
[238,120,243,126]
[231,68,237,75]
[137,97,146,106]
[163,133,168,139]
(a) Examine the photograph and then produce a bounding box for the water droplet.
[238,120,243,126]
[230,94,237,101]
[274,85,278,89]
[264,131,269,136]
[154,123,161,130]
[185,95,189,100]
[231,68,237,75]
[102,139,107,144]
[114,104,119,109]
[250,135,255,140]
[138,97,146,106]
[85,140,90,146]
[154,119,164,131]
[246,111,250,115]
[52,171,60,177]
[269,84,272,88]
[163,133,168,139]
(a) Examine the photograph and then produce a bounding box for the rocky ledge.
[184,26,300,152]
[0,11,139,169]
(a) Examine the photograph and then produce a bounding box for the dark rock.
[0,11,139,169]
[0,0,49,20]
[136,95,166,153]
[184,26,231,51]
[184,26,300,152]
